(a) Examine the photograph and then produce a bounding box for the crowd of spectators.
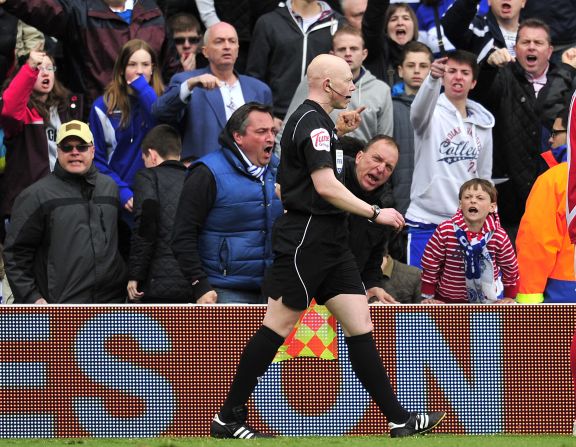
[0,0,575,304]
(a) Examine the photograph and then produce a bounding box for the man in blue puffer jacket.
[171,102,283,304]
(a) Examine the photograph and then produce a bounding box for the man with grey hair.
[153,21,273,163]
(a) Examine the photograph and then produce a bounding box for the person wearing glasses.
[0,0,178,118]
[153,21,272,164]
[516,107,576,303]
[3,120,127,304]
[171,103,282,304]
[167,13,205,73]
[0,48,82,227]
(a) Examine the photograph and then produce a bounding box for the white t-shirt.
[220,80,245,120]
[301,13,322,32]
[500,27,517,57]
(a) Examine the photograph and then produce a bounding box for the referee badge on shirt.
[336,149,343,174]
[310,128,331,151]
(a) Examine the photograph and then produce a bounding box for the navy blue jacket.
[171,131,283,300]
[197,149,282,290]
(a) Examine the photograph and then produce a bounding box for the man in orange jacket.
[516,108,575,303]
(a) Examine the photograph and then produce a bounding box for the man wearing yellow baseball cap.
[55,120,95,175]
[4,120,127,304]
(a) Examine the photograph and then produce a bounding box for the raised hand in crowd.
[429,56,448,79]
[486,48,515,68]
[27,47,45,70]
[186,73,221,91]
[562,47,576,69]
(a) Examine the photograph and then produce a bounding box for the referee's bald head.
[307,54,354,111]
[307,54,350,85]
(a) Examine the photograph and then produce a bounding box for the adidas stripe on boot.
[210,413,273,439]
[389,411,446,438]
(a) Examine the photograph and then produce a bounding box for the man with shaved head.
[280,25,393,146]
[153,21,273,162]
[210,54,445,439]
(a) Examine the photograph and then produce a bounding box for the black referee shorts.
[262,212,366,311]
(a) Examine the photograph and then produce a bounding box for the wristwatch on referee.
[369,204,381,222]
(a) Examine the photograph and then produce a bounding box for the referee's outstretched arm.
[311,166,405,230]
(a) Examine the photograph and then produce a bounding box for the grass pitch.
[1,436,576,447]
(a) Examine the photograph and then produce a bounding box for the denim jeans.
[213,287,267,304]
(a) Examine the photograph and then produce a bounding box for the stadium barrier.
[0,304,574,437]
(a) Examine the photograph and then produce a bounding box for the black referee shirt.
[278,99,345,215]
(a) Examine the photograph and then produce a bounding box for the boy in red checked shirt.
[420,178,518,304]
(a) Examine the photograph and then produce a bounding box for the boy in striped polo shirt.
[420,178,518,304]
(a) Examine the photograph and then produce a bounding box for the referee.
[210,54,445,439]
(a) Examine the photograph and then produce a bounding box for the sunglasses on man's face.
[58,143,92,153]
[174,36,201,45]
[550,129,567,138]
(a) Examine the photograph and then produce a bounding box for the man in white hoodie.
[406,50,495,269]
[279,24,393,147]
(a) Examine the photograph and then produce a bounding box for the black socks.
[346,332,410,424]
[220,327,409,425]
[220,325,285,422]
